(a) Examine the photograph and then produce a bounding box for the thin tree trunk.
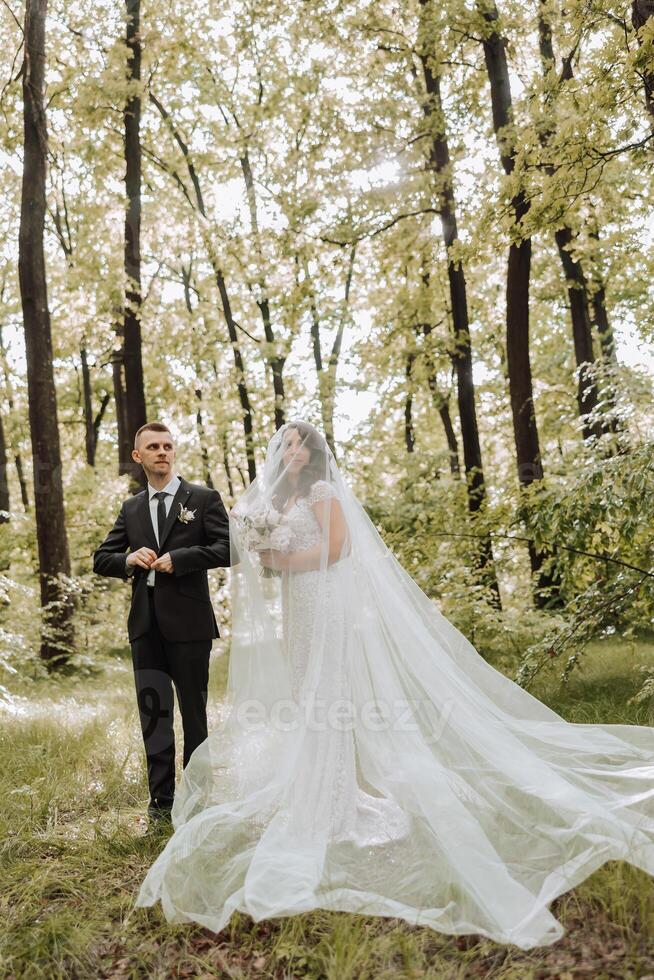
[537,4,611,440]
[304,249,354,458]
[111,340,131,475]
[0,407,8,572]
[149,92,257,482]
[123,0,146,489]
[418,0,500,607]
[194,388,214,488]
[181,264,215,488]
[212,261,257,483]
[632,1,654,128]
[589,280,622,439]
[240,148,286,429]
[591,284,617,365]
[586,229,619,367]
[18,0,74,665]
[306,263,333,455]
[405,352,416,454]
[210,359,236,500]
[431,386,459,475]
[92,393,111,461]
[0,409,9,524]
[0,323,29,510]
[80,345,95,466]
[15,451,29,511]
[222,434,235,498]
[553,227,601,437]
[417,311,461,476]
[478,0,560,607]
[49,175,111,469]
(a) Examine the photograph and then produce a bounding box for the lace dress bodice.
[280,479,336,551]
[279,480,340,698]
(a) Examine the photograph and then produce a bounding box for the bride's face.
[282,428,311,474]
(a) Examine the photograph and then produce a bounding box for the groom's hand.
[126,547,158,570]
[151,552,174,573]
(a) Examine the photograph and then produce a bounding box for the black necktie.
[154,491,167,547]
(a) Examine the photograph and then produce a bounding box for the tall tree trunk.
[478,0,560,607]
[632,1,654,128]
[18,0,74,665]
[417,0,501,606]
[123,0,146,488]
[240,148,286,429]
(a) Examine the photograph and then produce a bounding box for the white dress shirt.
[125,473,182,586]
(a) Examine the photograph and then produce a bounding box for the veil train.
[135,419,654,950]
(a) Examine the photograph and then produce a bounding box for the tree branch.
[148,91,207,215]
[321,208,438,246]
[422,529,654,578]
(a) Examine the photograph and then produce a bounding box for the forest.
[2,0,654,976]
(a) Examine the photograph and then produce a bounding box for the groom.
[93,421,231,824]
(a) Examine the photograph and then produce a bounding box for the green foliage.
[517,439,654,687]
[0,0,654,688]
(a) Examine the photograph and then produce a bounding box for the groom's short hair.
[134,422,173,449]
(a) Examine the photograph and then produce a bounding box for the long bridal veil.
[135,419,654,949]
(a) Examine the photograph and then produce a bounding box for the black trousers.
[130,587,211,808]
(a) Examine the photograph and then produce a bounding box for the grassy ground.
[1,637,654,979]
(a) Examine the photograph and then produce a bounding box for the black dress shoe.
[147,800,173,823]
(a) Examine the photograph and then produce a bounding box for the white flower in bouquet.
[270,523,293,553]
[238,502,291,576]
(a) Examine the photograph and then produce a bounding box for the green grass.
[1,638,653,979]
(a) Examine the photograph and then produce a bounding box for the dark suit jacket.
[93,475,231,643]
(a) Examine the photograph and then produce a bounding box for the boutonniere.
[177,502,196,524]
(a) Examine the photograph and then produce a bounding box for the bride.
[135,419,654,949]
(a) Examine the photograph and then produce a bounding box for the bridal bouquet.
[238,503,293,577]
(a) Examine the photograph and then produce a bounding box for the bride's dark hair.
[272,421,329,511]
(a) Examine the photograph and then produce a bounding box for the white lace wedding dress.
[135,421,654,949]
[280,480,411,846]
